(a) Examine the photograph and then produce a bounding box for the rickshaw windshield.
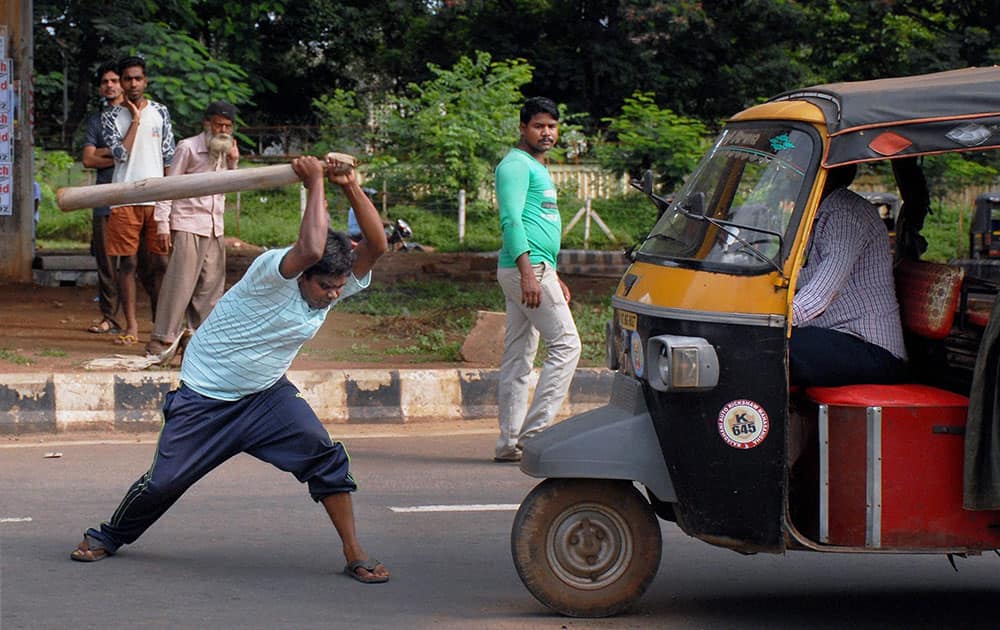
[636,123,818,273]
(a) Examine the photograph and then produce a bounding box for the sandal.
[87,318,121,334]
[114,334,139,346]
[344,558,389,584]
[144,337,181,366]
[70,535,113,563]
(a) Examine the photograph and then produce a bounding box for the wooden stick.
[56,153,357,212]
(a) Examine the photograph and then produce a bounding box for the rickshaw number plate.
[619,310,637,331]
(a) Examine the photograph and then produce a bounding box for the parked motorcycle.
[385,217,425,252]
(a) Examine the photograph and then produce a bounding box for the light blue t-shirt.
[180,247,370,400]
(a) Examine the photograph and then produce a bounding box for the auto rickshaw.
[969,192,1000,259]
[511,67,1000,618]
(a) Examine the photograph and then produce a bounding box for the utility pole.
[0,0,33,282]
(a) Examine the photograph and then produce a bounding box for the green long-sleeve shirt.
[495,148,561,269]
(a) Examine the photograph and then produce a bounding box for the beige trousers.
[151,232,226,344]
[496,262,581,457]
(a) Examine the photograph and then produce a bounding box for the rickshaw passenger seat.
[894,259,964,340]
[803,259,968,416]
[804,383,969,409]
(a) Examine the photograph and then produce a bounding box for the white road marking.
[389,504,519,513]
[0,427,497,449]
[0,517,33,523]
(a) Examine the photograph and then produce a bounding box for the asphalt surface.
[4,427,1000,629]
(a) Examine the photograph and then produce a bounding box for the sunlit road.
[3,428,1000,629]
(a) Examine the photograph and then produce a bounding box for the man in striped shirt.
[71,154,391,584]
[790,164,907,387]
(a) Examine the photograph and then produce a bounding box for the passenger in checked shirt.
[789,164,907,387]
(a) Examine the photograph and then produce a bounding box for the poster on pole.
[0,57,11,164]
[0,162,11,217]
[0,55,10,216]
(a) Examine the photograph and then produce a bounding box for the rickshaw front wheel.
[511,478,662,618]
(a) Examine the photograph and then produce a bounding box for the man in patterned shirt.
[102,56,175,346]
[790,164,907,387]
[70,154,391,584]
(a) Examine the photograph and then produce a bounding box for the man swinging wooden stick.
[70,153,392,584]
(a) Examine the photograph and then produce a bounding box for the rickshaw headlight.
[646,335,719,392]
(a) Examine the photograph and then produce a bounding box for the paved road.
[3,429,1000,629]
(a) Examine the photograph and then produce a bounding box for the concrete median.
[0,367,614,436]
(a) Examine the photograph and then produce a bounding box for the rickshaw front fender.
[519,376,676,502]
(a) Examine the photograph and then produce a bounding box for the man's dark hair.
[303,229,355,279]
[520,97,559,124]
[117,56,146,77]
[95,61,118,85]
[822,164,858,199]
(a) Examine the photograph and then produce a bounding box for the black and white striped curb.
[0,368,614,435]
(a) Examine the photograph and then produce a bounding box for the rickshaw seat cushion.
[894,259,964,340]
[805,383,969,408]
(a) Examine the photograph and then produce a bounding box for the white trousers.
[496,263,581,457]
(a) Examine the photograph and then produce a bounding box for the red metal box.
[808,384,1000,549]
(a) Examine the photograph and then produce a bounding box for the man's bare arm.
[279,156,329,279]
[82,146,114,170]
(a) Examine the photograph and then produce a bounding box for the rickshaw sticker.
[717,399,770,450]
[630,331,644,378]
[769,133,795,152]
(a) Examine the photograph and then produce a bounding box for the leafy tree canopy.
[373,51,533,202]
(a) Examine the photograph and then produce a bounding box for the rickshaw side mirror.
[686,191,706,216]
[641,170,655,196]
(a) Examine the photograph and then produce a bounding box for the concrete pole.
[0,0,33,282]
[458,188,466,245]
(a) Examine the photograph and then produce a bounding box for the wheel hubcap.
[547,503,632,589]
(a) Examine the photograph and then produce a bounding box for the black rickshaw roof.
[766,67,1000,167]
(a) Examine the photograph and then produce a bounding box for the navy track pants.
[87,376,355,552]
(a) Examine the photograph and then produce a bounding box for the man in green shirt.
[494,97,582,462]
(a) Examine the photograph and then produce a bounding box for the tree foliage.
[311,89,369,157]
[595,91,707,191]
[115,22,256,137]
[375,52,533,202]
[30,0,1000,203]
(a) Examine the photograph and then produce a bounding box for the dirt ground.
[1,244,618,374]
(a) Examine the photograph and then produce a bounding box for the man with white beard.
[146,101,240,361]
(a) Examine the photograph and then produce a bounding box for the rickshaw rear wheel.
[511,478,662,618]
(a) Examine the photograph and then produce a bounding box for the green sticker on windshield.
[769,133,795,151]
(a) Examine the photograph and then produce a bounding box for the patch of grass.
[339,280,504,318]
[0,348,33,365]
[37,348,68,358]
[922,203,968,262]
[340,279,610,366]
[571,294,614,365]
